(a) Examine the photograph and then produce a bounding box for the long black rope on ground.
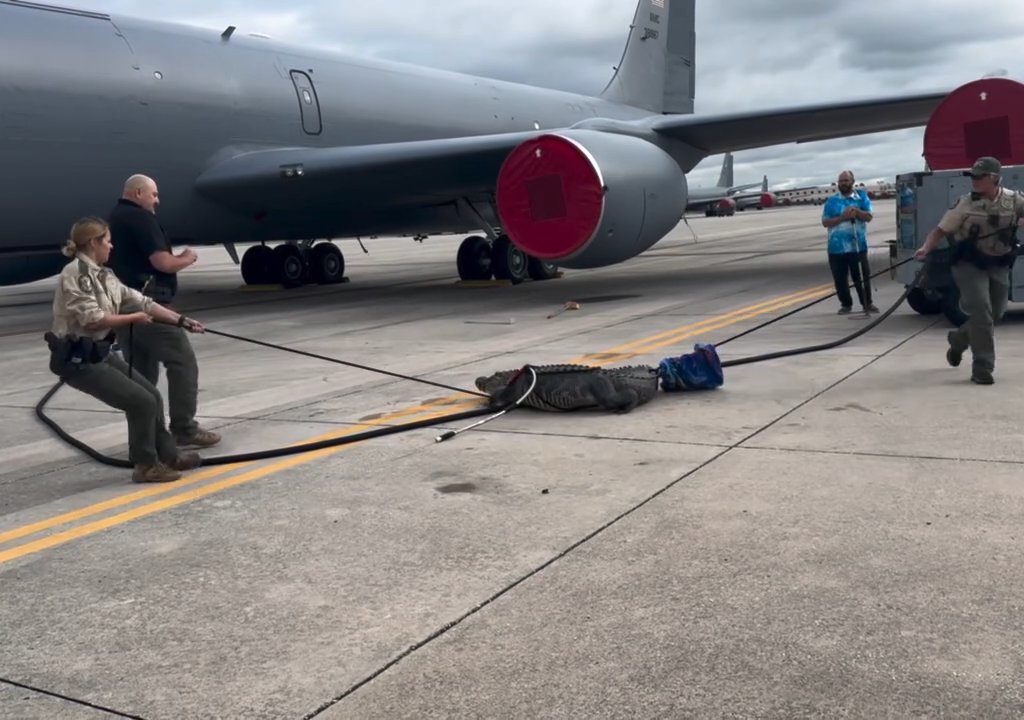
[35,256,926,468]
[719,257,924,367]
[35,336,492,468]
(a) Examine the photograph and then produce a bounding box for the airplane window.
[153,71,163,80]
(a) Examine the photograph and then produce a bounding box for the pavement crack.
[740,444,1024,466]
[0,676,148,719]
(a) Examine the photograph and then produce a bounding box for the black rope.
[715,256,916,350]
[35,382,492,469]
[201,327,486,399]
[722,267,924,368]
[35,325,490,469]
[34,255,931,469]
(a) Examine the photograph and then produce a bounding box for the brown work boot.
[174,427,221,448]
[167,451,202,471]
[132,464,182,484]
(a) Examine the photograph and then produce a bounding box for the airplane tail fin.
[600,0,696,114]
[716,153,734,189]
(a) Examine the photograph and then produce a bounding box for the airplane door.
[289,70,322,135]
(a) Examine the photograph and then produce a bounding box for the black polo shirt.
[107,199,177,302]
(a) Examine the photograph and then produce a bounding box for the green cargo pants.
[61,354,179,466]
[118,322,199,436]
[948,261,1010,372]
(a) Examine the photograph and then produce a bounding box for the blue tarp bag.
[658,343,724,392]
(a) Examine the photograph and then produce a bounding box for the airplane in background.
[0,0,948,288]
[685,154,774,216]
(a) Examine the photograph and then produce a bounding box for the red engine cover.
[923,78,1024,171]
[495,135,604,260]
[759,192,775,208]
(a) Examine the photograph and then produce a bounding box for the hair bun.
[61,238,78,258]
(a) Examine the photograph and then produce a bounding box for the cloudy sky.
[68,0,1023,190]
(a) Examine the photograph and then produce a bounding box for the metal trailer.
[891,166,1024,325]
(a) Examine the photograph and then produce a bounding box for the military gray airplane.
[0,0,946,287]
[685,154,773,216]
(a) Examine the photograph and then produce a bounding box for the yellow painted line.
[0,395,474,547]
[616,287,833,358]
[0,403,480,565]
[601,283,832,354]
[571,285,832,365]
[0,280,832,561]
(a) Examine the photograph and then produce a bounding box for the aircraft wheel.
[492,235,528,285]
[906,287,942,315]
[273,244,308,288]
[527,257,558,281]
[310,242,345,284]
[457,235,493,281]
[241,245,274,285]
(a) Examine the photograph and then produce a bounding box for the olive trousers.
[948,262,1011,372]
[62,354,178,466]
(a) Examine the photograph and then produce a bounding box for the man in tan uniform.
[915,156,1024,384]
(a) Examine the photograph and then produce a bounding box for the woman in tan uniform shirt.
[48,217,207,483]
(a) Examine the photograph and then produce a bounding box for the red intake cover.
[923,78,1024,171]
[760,192,775,208]
[495,135,604,260]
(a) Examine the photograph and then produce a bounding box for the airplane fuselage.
[0,1,654,269]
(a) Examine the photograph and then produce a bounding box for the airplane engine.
[760,192,776,208]
[495,130,686,269]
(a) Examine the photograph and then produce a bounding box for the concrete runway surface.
[2,201,1023,719]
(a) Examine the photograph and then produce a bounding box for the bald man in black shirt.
[108,174,221,448]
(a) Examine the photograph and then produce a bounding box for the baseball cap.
[964,156,1002,177]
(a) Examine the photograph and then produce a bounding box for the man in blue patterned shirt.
[821,170,879,314]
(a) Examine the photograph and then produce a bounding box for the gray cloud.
[65,0,1024,189]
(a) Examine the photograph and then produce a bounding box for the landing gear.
[241,245,274,285]
[273,244,307,288]
[527,257,558,281]
[239,241,346,288]
[491,235,529,284]
[310,242,345,284]
[456,236,493,281]
[456,234,556,284]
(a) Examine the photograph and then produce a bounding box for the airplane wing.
[197,90,946,215]
[647,90,948,154]
[195,131,541,211]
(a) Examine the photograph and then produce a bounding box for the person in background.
[821,170,879,314]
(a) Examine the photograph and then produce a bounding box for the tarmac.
[1,200,1023,719]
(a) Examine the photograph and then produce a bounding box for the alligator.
[474,363,660,413]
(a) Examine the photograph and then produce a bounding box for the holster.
[44,332,114,375]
